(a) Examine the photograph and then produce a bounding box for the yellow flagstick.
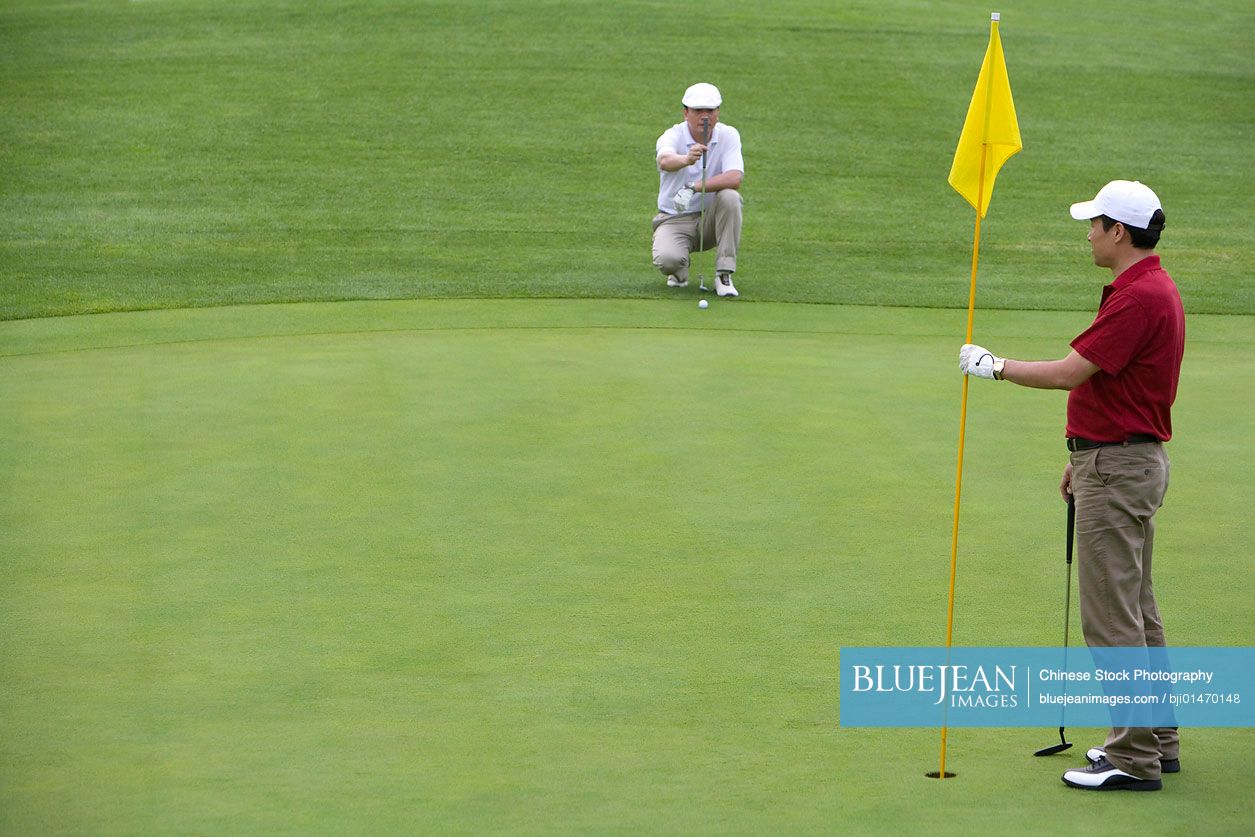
[938,10,1021,780]
[940,137,989,781]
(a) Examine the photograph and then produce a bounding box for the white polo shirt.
[655,122,744,215]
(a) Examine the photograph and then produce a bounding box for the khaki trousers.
[651,190,743,281]
[1071,442,1179,780]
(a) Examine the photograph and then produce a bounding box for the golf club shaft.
[1060,495,1076,728]
[1064,494,1074,647]
[1035,494,1078,756]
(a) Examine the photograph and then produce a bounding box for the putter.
[697,115,710,292]
[1034,494,1076,757]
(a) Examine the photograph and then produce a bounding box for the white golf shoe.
[715,272,738,297]
[1062,757,1161,791]
[666,275,688,288]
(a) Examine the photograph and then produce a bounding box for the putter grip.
[1065,496,1075,564]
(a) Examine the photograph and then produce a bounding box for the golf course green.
[3,0,1253,831]
[3,301,1252,831]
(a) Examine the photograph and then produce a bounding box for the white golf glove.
[673,184,696,212]
[959,343,1005,380]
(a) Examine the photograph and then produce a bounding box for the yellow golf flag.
[948,16,1022,217]
[938,14,1022,784]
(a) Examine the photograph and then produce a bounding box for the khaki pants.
[651,190,743,281]
[1071,442,1179,780]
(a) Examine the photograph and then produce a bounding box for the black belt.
[1067,434,1160,452]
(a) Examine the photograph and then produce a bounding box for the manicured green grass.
[2,300,1253,832]
[3,0,1253,831]
[3,0,1254,319]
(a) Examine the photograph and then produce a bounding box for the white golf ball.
[698,299,708,309]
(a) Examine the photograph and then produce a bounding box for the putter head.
[1034,728,1073,756]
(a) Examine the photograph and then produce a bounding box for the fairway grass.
[3,0,1254,319]
[2,300,1252,833]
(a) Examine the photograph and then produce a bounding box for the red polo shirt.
[1066,255,1185,442]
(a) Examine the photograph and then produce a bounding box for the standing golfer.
[959,180,1184,792]
[652,82,744,298]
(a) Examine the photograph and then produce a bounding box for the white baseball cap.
[1069,180,1163,229]
[682,82,721,109]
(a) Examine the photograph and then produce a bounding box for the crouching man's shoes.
[1063,757,1162,791]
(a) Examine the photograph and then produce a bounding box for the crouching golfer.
[651,82,744,298]
[959,180,1184,792]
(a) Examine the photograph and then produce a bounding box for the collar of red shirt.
[1110,254,1162,291]
[1101,254,1162,302]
